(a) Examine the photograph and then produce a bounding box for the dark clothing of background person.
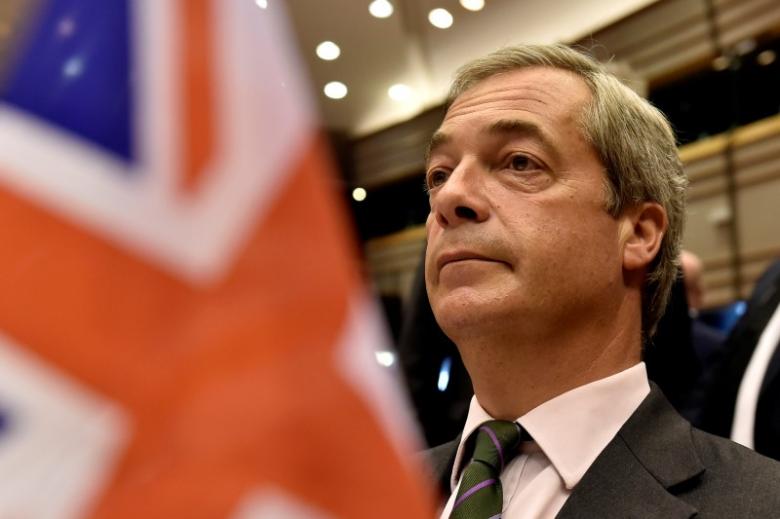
[699,259,780,460]
[645,275,701,418]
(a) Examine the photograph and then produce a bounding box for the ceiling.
[0,0,659,138]
[284,0,659,137]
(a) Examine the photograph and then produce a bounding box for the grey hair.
[447,44,687,338]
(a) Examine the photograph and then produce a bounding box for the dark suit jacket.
[425,385,780,518]
[699,259,780,460]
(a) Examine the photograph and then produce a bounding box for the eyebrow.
[425,118,560,164]
[487,119,561,161]
[425,130,451,164]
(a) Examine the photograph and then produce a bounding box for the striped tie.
[449,420,522,519]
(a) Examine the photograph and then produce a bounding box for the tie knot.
[470,420,522,474]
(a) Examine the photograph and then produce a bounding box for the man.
[423,44,780,518]
[700,258,780,460]
[675,250,725,424]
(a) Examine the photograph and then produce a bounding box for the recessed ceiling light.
[429,8,453,29]
[324,81,348,99]
[255,0,267,9]
[388,83,413,101]
[316,41,340,61]
[459,0,485,11]
[352,187,367,202]
[757,50,776,66]
[369,0,393,18]
[712,55,730,71]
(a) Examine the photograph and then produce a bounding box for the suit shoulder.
[691,427,780,475]
[421,438,459,471]
[418,437,459,491]
[690,427,780,515]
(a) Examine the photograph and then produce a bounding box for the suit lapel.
[556,386,702,519]
[423,435,460,499]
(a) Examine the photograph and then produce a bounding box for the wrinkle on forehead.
[444,97,547,121]
[445,67,590,123]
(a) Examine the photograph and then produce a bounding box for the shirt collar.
[450,362,650,491]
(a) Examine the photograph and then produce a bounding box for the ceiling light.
[323,81,348,99]
[388,83,413,101]
[712,55,730,71]
[757,50,776,66]
[429,8,453,29]
[459,0,485,11]
[352,187,367,202]
[316,41,340,61]
[369,0,393,18]
[255,0,267,8]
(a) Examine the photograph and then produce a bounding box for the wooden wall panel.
[715,0,780,48]
[351,106,444,189]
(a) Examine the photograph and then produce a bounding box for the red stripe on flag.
[180,0,214,194]
[0,135,434,518]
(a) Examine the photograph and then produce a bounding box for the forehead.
[442,66,592,134]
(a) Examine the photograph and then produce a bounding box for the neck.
[455,297,643,420]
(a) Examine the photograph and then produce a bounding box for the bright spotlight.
[429,8,454,29]
[316,41,341,61]
[323,81,348,99]
[460,0,485,11]
[369,0,393,18]
[352,187,367,202]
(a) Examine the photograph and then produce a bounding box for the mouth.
[437,251,505,271]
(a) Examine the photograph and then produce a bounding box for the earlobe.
[622,202,667,271]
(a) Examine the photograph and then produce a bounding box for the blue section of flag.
[0,408,8,436]
[0,0,135,163]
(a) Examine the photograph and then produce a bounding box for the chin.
[431,293,510,342]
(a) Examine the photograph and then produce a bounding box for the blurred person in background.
[680,250,707,317]
[422,43,780,518]
[675,250,727,424]
[700,259,780,461]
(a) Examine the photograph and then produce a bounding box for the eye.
[426,169,449,190]
[509,154,537,171]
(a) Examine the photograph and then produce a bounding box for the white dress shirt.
[439,362,650,519]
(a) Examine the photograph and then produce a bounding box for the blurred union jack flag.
[0,1,432,518]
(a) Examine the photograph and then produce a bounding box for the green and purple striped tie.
[449,420,522,519]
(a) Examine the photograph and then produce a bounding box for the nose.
[430,163,490,228]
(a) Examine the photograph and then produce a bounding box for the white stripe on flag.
[230,487,335,519]
[0,333,129,519]
[336,293,424,458]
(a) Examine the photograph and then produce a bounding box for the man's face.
[424,67,629,342]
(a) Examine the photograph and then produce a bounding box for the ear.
[620,202,667,272]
